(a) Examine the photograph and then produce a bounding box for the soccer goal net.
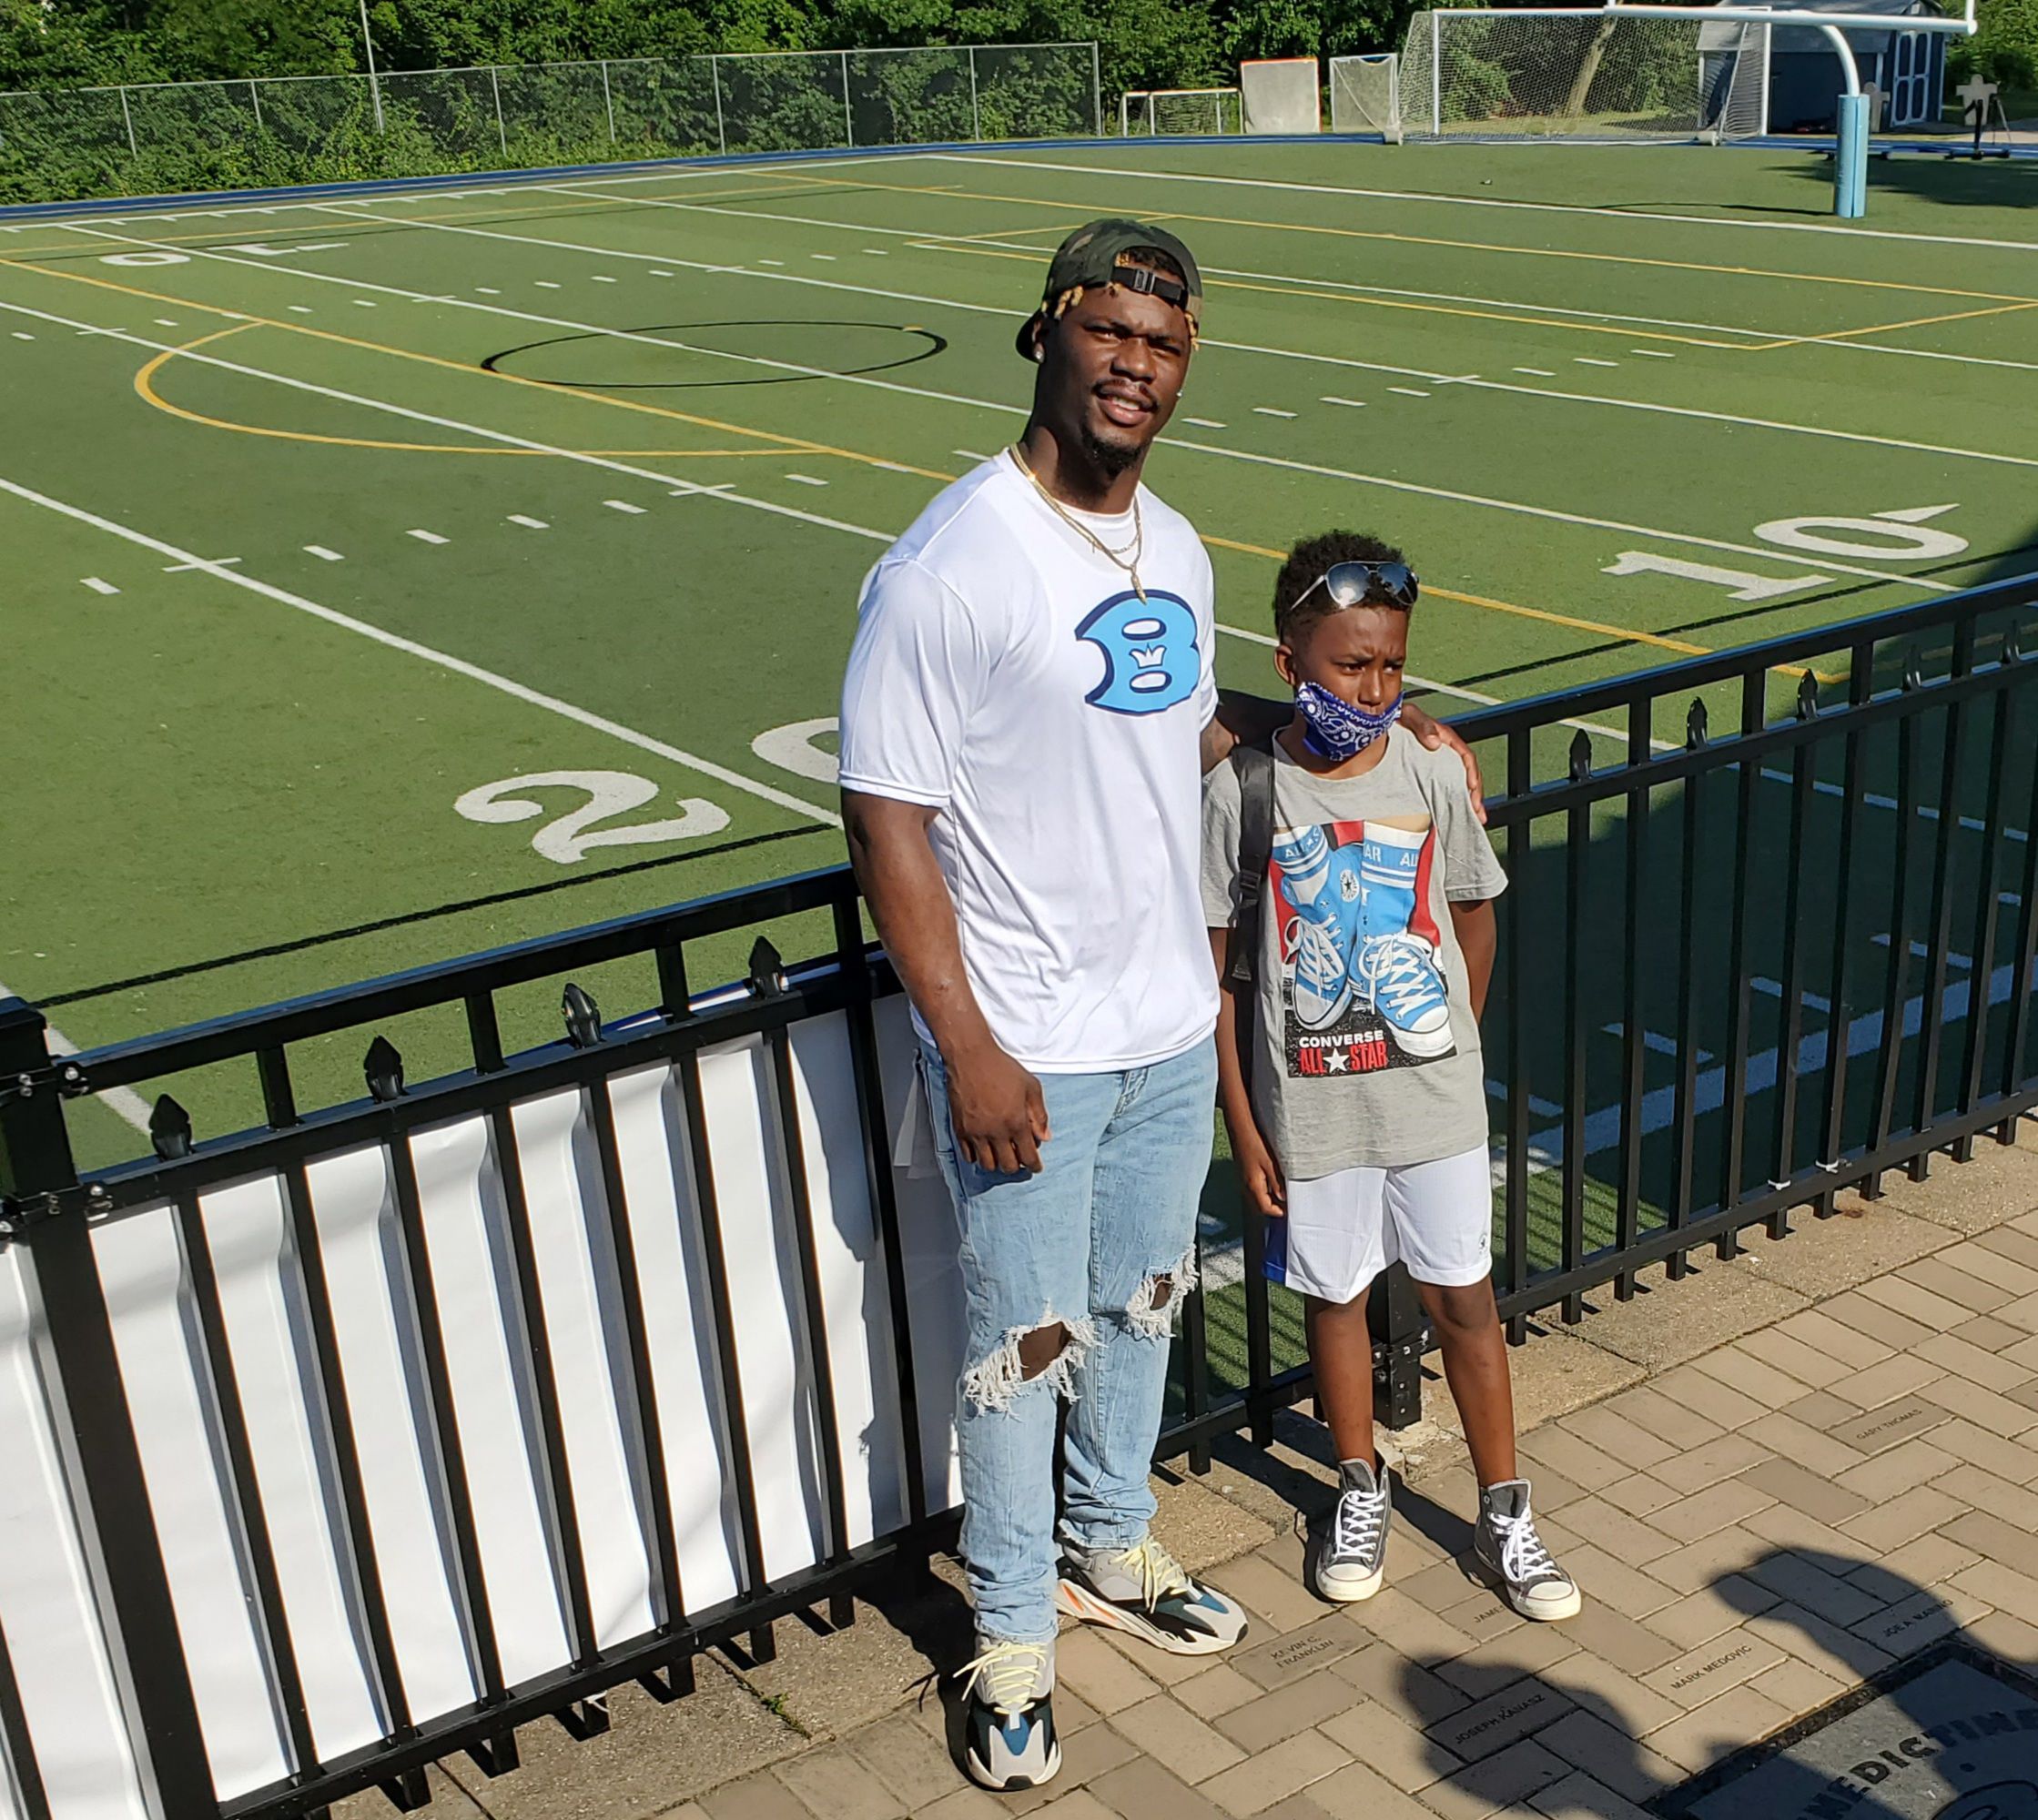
[1329,53,1403,137]
[1120,86,1243,136]
[1398,8,1770,141]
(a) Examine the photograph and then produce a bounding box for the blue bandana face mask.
[1296,681,1403,762]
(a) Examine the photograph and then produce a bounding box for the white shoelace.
[1331,1484,1388,1564]
[1488,1505,1560,1586]
[1354,933,1445,1020]
[958,1639,1049,1716]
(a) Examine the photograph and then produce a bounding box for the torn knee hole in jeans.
[962,1309,1098,1413]
[1126,1248,1200,1340]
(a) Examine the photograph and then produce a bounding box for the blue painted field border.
[0,131,1384,224]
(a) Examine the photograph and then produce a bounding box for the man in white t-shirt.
[838,221,1474,1793]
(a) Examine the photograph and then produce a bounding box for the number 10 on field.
[1605,506,1967,602]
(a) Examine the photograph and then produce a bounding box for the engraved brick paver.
[1425,1679,1576,1762]
[1850,1587,1991,1657]
[1641,1631,1787,1707]
[1231,1617,1364,1691]
[1826,1393,1949,1456]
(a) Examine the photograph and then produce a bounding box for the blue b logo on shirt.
[1076,590,1201,716]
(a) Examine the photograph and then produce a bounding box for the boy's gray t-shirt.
[1201,726,1506,1178]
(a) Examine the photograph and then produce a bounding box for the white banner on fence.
[0,1003,964,1817]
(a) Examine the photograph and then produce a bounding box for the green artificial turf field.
[3,136,2036,1187]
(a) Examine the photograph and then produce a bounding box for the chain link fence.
[0,42,1101,206]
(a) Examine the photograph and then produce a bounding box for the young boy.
[1202,531,1579,1621]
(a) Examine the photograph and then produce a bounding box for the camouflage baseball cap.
[1014,217,1202,359]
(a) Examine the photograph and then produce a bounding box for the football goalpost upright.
[1398,2,1977,217]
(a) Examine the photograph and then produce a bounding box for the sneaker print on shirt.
[1269,814,1455,1077]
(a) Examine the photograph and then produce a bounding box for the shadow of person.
[1374,1537,2037,1820]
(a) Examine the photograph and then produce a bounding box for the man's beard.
[1078,416,1142,480]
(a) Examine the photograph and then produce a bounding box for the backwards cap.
[1014,217,1202,359]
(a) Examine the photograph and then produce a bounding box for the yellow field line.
[772,167,2038,308]
[7,253,1772,670]
[5,254,957,481]
[1202,533,1713,656]
[135,329,791,458]
[1740,299,2038,352]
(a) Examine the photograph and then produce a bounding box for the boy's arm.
[1450,899,1498,1021]
[1210,927,1286,1217]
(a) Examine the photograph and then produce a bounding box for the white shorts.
[1267,1144,1494,1305]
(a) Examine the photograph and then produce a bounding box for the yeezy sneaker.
[1474,1481,1581,1622]
[1313,1456,1393,1603]
[958,1634,1060,1792]
[1056,1533,1249,1654]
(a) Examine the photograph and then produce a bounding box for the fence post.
[1369,1261,1426,1431]
[248,78,261,132]
[601,59,616,142]
[117,85,137,157]
[489,63,509,155]
[358,0,384,132]
[0,1002,216,1818]
[711,55,726,156]
[1091,41,1102,136]
[841,48,854,147]
[968,46,981,141]
[1431,10,1443,135]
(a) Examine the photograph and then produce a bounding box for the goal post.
[1328,53,1402,138]
[1239,56,1322,132]
[1119,86,1242,136]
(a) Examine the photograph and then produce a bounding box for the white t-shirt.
[838,453,1220,1073]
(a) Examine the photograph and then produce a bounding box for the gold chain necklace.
[1009,443,1147,601]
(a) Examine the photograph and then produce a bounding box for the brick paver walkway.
[684,1214,2038,1820]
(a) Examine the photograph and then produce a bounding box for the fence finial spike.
[562,983,603,1049]
[1796,669,1820,721]
[1685,698,1708,751]
[1567,728,1592,782]
[748,936,787,998]
[364,1035,406,1102]
[149,1094,193,1161]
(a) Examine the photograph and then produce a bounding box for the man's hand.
[1231,1120,1287,1219]
[1401,700,1486,824]
[945,1037,1051,1175]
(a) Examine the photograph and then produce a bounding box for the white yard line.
[407,528,449,543]
[0,983,154,1133]
[312,201,2038,476]
[0,471,844,829]
[30,231,1972,607]
[927,152,2038,256]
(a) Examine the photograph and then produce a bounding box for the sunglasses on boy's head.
[1293,561,1420,612]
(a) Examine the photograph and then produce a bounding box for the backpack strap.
[1226,737,1277,995]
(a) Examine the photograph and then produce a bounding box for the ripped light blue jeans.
[920,1036,1218,1643]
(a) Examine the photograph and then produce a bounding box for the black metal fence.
[3,571,2035,1820]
